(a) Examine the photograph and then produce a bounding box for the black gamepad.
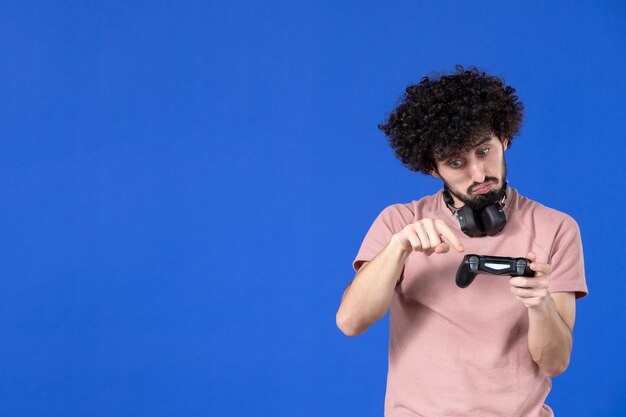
[455,254,535,288]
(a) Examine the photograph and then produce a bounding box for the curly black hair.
[378,65,524,175]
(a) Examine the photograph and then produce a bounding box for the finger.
[433,242,450,254]
[510,276,548,289]
[529,261,551,276]
[424,219,451,255]
[544,262,552,274]
[510,285,539,298]
[423,220,443,248]
[435,219,465,252]
[525,252,552,276]
[510,277,536,288]
[405,232,422,252]
[413,222,432,251]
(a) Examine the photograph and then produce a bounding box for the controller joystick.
[455,254,535,288]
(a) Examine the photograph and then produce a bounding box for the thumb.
[434,242,450,254]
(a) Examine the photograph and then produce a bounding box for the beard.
[444,157,508,211]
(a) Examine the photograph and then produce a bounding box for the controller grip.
[455,254,535,288]
[455,262,478,288]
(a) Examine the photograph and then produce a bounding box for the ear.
[429,167,440,179]
[502,137,509,150]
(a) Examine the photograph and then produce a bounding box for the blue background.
[1,1,624,416]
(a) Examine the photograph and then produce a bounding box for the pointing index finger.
[435,219,465,252]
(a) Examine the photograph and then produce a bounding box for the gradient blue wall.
[1,1,624,416]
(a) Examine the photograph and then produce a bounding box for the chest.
[397,224,541,329]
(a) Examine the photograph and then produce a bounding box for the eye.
[478,147,491,157]
[448,159,463,168]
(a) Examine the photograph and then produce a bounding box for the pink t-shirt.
[352,187,588,417]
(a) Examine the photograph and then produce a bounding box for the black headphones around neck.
[442,182,508,237]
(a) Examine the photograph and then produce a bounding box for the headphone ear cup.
[457,206,484,237]
[480,205,507,236]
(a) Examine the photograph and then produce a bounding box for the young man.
[336,66,588,417]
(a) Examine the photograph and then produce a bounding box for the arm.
[527,291,576,377]
[336,218,465,336]
[509,252,577,377]
[336,236,410,336]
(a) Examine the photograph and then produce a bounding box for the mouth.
[472,181,494,194]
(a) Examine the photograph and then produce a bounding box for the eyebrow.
[443,137,493,161]
[472,136,492,147]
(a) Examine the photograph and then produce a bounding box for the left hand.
[509,252,551,308]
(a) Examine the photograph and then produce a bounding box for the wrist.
[527,294,553,316]
[389,234,412,259]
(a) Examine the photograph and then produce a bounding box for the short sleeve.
[352,205,410,272]
[547,216,588,299]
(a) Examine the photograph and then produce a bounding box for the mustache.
[469,177,499,193]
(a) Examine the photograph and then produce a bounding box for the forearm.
[336,236,410,336]
[527,294,572,377]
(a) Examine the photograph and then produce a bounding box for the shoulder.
[513,190,581,232]
[375,191,440,232]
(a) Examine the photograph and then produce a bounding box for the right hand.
[392,218,465,255]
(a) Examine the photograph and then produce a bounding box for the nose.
[469,160,486,184]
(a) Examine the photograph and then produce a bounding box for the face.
[431,134,509,211]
